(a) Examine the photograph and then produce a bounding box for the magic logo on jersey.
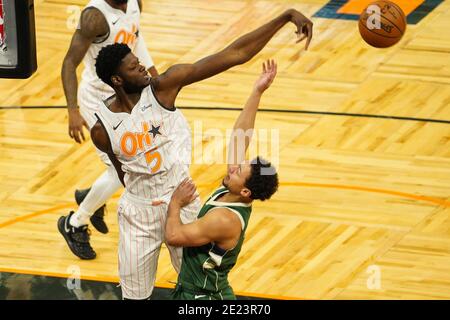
[314,0,444,24]
[114,23,138,47]
[120,121,163,174]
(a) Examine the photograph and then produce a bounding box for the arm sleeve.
[134,34,155,70]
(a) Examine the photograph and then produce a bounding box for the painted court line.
[1,105,450,124]
[282,182,450,208]
[1,183,449,229]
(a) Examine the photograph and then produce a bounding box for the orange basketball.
[359,0,407,48]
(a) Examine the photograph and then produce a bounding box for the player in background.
[59,0,158,260]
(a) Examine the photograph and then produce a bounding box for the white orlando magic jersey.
[80,0,146,94]
[95,84,193,203]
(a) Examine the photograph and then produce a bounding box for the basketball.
[358,0,407,48]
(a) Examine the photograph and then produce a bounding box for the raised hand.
[68,108,89,144]
[254,59,278,93]
[288,9,314,50]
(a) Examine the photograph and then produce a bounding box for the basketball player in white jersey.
[89,8,312,300]
[59,0,158,260]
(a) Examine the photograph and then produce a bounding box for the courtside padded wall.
[0,0,37,79]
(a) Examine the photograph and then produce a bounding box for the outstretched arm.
[151,9,312,107]
[228,60,277,167]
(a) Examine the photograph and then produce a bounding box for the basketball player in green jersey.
[165,60,279,300]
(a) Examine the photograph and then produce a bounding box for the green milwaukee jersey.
[174,186,252,300]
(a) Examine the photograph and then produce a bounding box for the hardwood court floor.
[0,0,449,299]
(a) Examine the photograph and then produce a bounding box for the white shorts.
[117,191,200,300]
[78,81,114,165]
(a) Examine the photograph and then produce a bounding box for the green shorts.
[171,282,236,300]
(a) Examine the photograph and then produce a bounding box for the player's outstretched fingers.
[73,129,82,144]
[305,23,313,50]
[79,128,86,142]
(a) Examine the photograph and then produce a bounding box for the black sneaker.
[57,212,96,260]
[74,188,109,234]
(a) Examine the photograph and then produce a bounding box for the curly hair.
[95,43,131,87]
[245,156,279,201]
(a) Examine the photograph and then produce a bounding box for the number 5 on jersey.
[144,148,161,173]
[120,122,162,173]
